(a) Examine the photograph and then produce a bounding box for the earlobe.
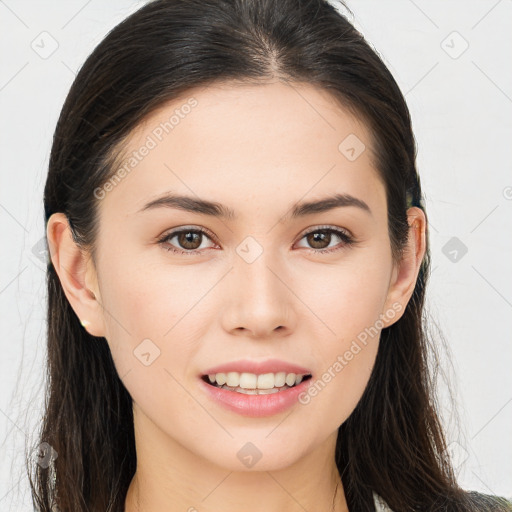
[46,213,105,337]
[381,207,427,328]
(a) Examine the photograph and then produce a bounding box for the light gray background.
[1,0,511,509]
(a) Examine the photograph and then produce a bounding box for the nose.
[220,250,296,339]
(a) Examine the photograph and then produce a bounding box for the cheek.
[292,302,382,446]
[306,248,392,337]
[99,250,203,341]
[95,253,194,381]
[97,252,223,414]
[293,252,390,425]
[295,344,378,450]
[97,260,200,430]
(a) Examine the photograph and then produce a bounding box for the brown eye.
[158,225,355,257]
[158,227,217,255]
[305,230,333,249]
[176,231,203,250]
[296,226,354,254]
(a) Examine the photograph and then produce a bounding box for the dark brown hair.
[28,0,512,510]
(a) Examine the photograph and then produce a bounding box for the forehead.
[99,80,384,221]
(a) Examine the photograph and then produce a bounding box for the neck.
[124,407,348,512]
[126,470,347,512]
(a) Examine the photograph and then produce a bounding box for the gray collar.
[373,492,394,511]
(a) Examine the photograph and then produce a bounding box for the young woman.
[29,0,512,510]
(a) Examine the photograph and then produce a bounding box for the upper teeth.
[207,372,307,389]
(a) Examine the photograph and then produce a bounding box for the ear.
[46,213,106,337]
[381,207,427,327]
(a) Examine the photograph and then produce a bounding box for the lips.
[198,371,314,417]
[198,359,314,416]
[201,358,312,376]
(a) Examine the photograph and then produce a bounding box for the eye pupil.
[179,231,201,249]
[307,230,331,249]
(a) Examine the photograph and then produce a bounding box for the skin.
[47,81,426,512]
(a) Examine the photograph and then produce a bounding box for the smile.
[199,372,314,417]
[203,371,312,393]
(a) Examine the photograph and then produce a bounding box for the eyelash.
[157,225,355,256]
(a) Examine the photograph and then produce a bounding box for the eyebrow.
[138,192,372,220]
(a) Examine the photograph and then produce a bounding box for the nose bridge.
[224,238,292,334]
[235,241,285,304]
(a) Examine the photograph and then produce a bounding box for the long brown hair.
[28,0,512,510]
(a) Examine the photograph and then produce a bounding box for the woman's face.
[59,81,424,472]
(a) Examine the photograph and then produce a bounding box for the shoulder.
[373,492,394,512]
[465,490,512,511]
[372,491,512,511]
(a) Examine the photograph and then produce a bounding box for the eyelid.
[300,224,353,239]
[160,224,352,241]
[159,225,219,244]
[156,225,219,256]
[158,223,355,255]
[294,224,355,254]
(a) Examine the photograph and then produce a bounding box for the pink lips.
[199,375,313,417]
[199,358,313,417]
[201,358,312,377]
